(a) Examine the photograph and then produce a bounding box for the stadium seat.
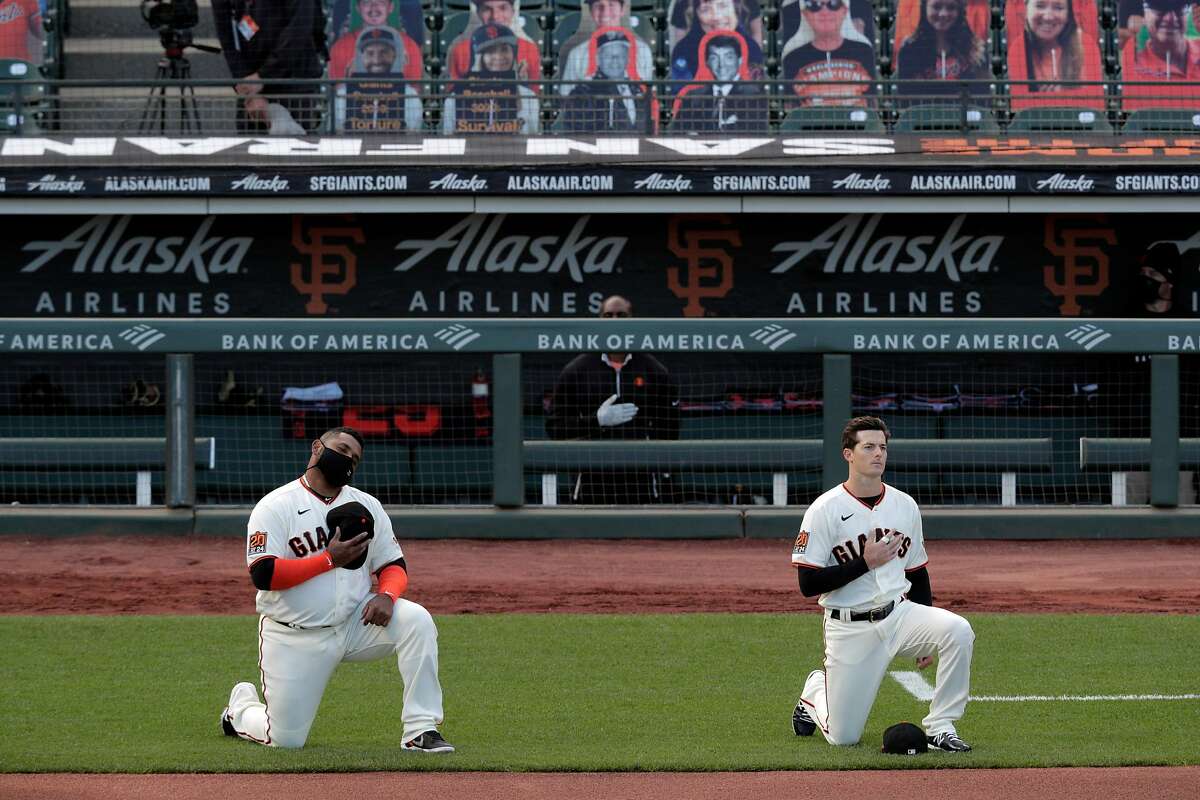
[779,106,885,132]
[1007,106,1113,131]
[551,10,583,53]
[439,10,472,57]
[894,103,1000,132]
[0,59,43,133]
[1122,109,1200,133]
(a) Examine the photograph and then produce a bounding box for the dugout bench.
[1078,438,1200,506]
[525,438,1052,507]
[0,437,216,506]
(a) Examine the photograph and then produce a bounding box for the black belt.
[829,600,896,623]
[269,618,332,631]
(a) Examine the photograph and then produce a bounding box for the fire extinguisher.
[471,368,491,440]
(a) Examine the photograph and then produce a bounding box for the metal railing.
[3,78,1198,136]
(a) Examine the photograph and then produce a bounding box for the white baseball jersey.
[791,482,928,611]
[246,477,404,628]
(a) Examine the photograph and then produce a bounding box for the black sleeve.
[211,0,249,78]
[376,557,407,575]
[545,358,600,440]
[797,557,870,597]
[649,359,681,441]
[249,556,275,591]
[906,566,932,606]
[258,0,320,79]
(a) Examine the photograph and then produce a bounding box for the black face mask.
[314,444,355,487]
[1140,275,1170,306]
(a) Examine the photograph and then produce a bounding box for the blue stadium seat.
[1122,109,1200,133]
[780,106,884,132]
[1008,105,1112,132]
[895,103,1000,132]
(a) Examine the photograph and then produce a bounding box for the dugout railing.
[0,317,1196,540]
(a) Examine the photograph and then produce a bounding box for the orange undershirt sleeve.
[377,564,409,601]
[269,552,334,590]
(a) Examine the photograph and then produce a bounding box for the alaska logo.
[290,216,365,314]
[1042,216,1115,316]
[665,215,740,317]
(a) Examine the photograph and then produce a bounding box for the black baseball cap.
[1144,0,1189,11]
[358,26,400,52]
[327,500,374,541]
[881,722,928,755]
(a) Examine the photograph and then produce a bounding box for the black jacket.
[212,0,324,83]
[671,82,769,133]
[546,353,680,441]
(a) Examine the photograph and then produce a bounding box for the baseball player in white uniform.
[220,426,453,752]
[790,416,975,752]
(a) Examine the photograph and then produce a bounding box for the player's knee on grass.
[268,728,309,749]
[824,718,866,747]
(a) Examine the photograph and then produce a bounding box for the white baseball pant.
[226,597,445,748]
[801,598,974,745]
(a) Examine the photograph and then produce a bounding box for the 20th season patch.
[793,531,809,554]
[248,531,268,556]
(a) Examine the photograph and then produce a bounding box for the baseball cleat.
[220,707,236,737]
[927,731,972,752]
[402,730,456,753]
[221,682,258,738]
[792,700,817,737]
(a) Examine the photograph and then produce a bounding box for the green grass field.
[1,613,1197,773]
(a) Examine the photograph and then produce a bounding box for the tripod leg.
[173,58,202,134]
[139,61,171,134]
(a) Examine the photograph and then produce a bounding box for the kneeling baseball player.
[790,416,974,752]
[221,426,453,752]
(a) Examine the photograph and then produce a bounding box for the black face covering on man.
[314,444,355,486]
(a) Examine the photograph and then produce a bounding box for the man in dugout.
[545,295,681,504]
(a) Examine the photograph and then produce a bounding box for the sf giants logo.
[832,528,910,563]
[290,216,365,314]
[666,215,741,317]
[1043,216,1116,316]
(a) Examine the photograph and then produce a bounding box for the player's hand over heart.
[361,594,394,627]
[327,527,370,567]
[862,532,903,569]
[915,655,935,670]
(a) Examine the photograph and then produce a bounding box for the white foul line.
[889,671,1200,702]
[890,670,935,701]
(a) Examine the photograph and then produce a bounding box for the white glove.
[267,102,307,136]
[596,394,638,427]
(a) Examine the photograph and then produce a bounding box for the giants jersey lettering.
[246,479,404,628]
[790,483,928,611]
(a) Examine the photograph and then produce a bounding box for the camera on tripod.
[138,0,219,133]
[141,0,201,50]
[141,0,199,32]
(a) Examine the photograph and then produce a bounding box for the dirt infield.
[4,535,1197,799]
[3,767,1199,800]
[2,536,1197,616]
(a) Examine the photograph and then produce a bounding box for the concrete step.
[62,6,218,41]
[64,48,230,81]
